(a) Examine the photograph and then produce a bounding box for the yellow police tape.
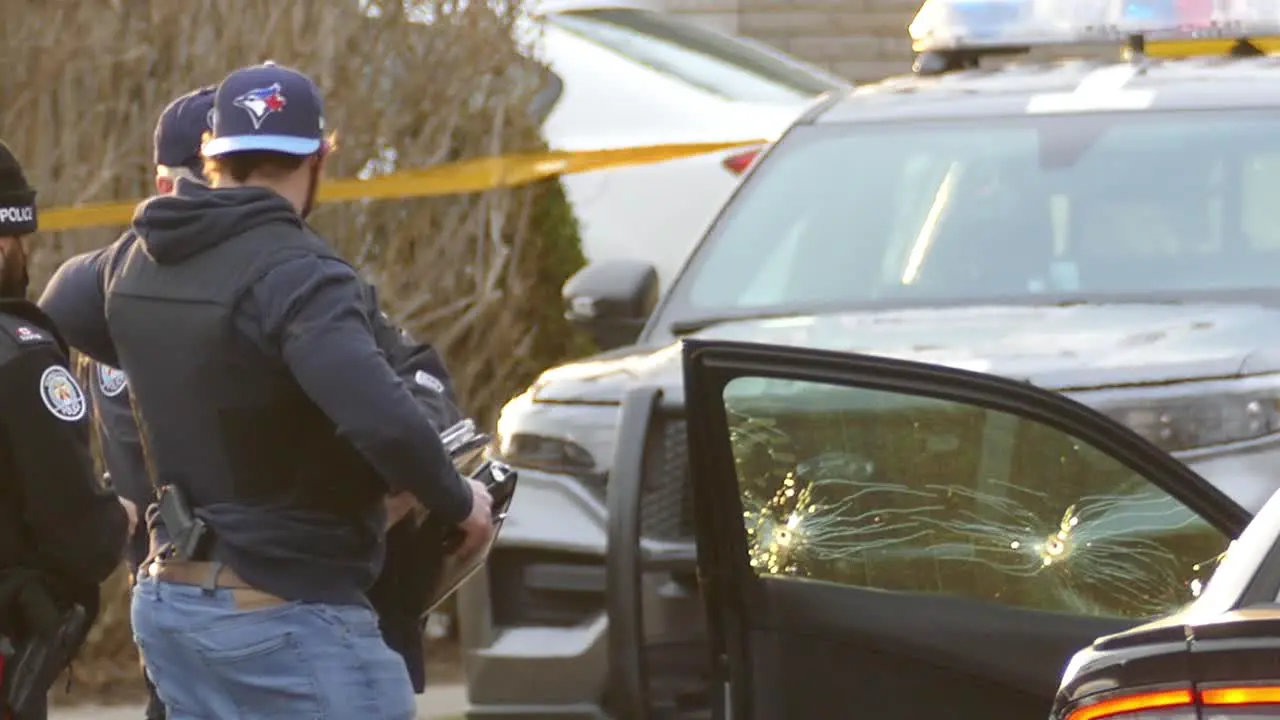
[39,139,769,233]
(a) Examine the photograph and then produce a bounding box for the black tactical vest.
[103,223,383,525]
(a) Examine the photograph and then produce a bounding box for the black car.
[460,13,1280,720]
[679,338,1252,720]
[1051,462,1280,720]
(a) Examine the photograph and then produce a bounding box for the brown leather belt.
[147,560,254,588]
[144,561,286,609]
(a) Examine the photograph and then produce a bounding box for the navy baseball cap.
[203,62,325,158]
[153,86,216,175]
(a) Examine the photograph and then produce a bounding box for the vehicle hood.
[532,303,1280,404]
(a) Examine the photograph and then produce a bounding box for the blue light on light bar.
[909,0,1280,53]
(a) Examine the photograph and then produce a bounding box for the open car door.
[682,339,1252,720]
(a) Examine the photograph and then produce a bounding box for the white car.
[529,0,852,291]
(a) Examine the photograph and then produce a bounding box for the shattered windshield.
[724,377,1229,618]
[666,109,1280,324]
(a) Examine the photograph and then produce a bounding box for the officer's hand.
[453,479,495,559]
[118,497,139,539]
[385,491,421,529]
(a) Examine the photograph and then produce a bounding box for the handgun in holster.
[156,483,209,561]
[0,590,89,716]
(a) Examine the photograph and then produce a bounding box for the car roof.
[528,0,664,17]
[812,55,1280,124]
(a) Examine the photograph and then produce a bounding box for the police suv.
[460,1,1280,717]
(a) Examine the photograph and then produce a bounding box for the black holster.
[0,570,91,718]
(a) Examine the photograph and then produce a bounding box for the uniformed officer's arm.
[365,285,461,429]
[376,316,458,400]
[38,248,121,368]
[386,339,461,432]
[364,284,458,393]
[0,348,128,585]
[252,255,474,524]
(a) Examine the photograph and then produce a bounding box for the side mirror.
[563,261,659,351]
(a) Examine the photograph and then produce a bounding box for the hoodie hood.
[131,177,301,264]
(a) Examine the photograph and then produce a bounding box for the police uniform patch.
[414,370,446,394]
[97,364,128,397]
[39,366,87,422]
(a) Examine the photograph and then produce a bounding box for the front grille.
[639,417,694,541]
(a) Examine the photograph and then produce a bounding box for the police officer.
[103,63,494,718]
[364,281,469,692]
[39,85,215,720]
[0,141,137,719]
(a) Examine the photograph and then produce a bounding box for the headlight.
[493,391,619,491]
[1085,374,1280,453]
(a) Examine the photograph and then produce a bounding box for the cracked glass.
[724,377,1230,618]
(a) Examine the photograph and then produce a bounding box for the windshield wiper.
[669,318,722,335]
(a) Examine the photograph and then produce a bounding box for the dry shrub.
[1,0,588,702]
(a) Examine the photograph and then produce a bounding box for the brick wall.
[666,0,923,82]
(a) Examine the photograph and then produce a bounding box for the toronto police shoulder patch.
[97,363,128,397]
[40,365,87,422]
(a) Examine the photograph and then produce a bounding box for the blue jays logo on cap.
[234,83,288,130]
[204,63,325,158]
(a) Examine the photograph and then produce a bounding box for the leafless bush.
[1,0,586,700]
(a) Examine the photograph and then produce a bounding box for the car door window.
[722,376,1229,618]
[542,8,842,103]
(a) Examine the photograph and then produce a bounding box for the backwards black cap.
[0,141,36,237]
[154,86,216,178]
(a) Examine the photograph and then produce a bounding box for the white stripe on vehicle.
[1026,65,1155,114]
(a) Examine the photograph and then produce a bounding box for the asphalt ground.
[50,683,468,719]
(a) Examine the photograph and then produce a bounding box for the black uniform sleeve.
[250,255,474,524]
[0,345,127,586]
[362,283,463,430]
[37,247,120,368]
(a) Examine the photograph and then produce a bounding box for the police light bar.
[909,0,1280,53]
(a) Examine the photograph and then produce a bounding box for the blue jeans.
[131,575,416,719]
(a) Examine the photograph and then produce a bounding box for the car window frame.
[541,7,846,102]
[686,340,1250,533]
[683,339,1251,720]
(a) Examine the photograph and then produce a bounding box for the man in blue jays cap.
[39,84,214,720]
[42,66,480,715]
[95,62,493,719]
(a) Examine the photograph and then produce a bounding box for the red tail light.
[722,147,763,175]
